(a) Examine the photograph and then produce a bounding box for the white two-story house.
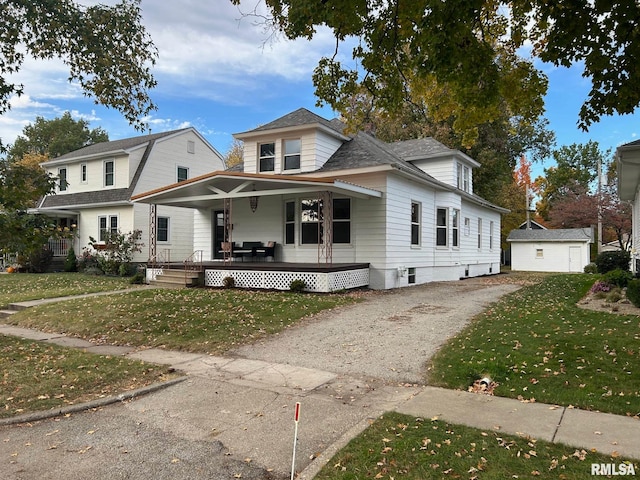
[33,128,225,263]
[132,108,507,290]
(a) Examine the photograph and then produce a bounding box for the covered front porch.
[132,171,382,292]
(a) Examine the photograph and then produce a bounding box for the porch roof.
[131,170,383,208]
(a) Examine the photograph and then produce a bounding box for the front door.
[213,210,225,259]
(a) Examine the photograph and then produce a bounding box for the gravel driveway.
[232,277,521,384]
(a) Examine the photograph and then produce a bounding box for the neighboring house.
[32,128,225,263]
[132,108,507,291]
[507,228,593,273]
[518,218,547,230]
[616,140,640,272]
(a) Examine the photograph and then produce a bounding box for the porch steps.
[150,268,203,288]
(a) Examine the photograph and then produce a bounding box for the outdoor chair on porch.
[255,241,276,262]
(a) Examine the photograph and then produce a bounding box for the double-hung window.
[436,208,448,247]
[299,197,351,245]
[104,160,114,186]
[477,218,483,249]
[98,215,118,242]
[411,202,421,246]
[259,143,275,172]
[333,198,351,243]
[177,166,188,182]
[489,221,494,250]
[80,163,87,184]
[301,199,320,244]
[157,217,169,242]
[457,163,470,192]
[283,139,301,170]
[452,209,460,247]
[285,201,296,244]
[58,167,68,192]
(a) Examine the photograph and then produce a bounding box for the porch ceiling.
[131,171,382,208]
[617,146,640,201]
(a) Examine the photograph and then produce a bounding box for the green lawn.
[315,412,637,479]
[6,287,359,354]
[427,274,640,416]
[0,335,172,419]
[0,272,136,305]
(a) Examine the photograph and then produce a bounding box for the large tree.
[1,0,157,149]
[6,112,109,162]
[535,141,606,220]
[233,0,640,130]
[539,142,632,249]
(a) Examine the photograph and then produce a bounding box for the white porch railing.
[48,238,72,257]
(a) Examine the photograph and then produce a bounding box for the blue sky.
[1,1,638,180]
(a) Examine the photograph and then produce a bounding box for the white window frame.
[258,142,275,172]
[104,160,115,187]
[463,166,470,192]
[477,218,483,249]
[157,216,170,243]
[80,163,87,184]
[98,215,118,242]
[536,248,544,258]
[436,207,448,247]
[283,138,301,171]
[452,208,460,248]
[489,221,494,250]
[284,201,296,245]
[58,167,67,192]
[177,166,189,183]
[411,201,421,246]
[464,217,470,236]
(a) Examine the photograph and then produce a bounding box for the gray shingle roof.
[507,228,593,242]
[388,137,452,158]
[238,108,346,135]
[51,128,189,161]
[318,132,434,176]
[38,189,131,209]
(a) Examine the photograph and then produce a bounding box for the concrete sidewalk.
[1,322,639,478]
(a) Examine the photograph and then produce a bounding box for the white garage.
[507,228,593,273]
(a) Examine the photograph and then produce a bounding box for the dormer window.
[283,139,301,170]
[259,143,275,172]
[457,162,470,192]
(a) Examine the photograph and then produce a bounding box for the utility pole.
[597,155,603,254]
